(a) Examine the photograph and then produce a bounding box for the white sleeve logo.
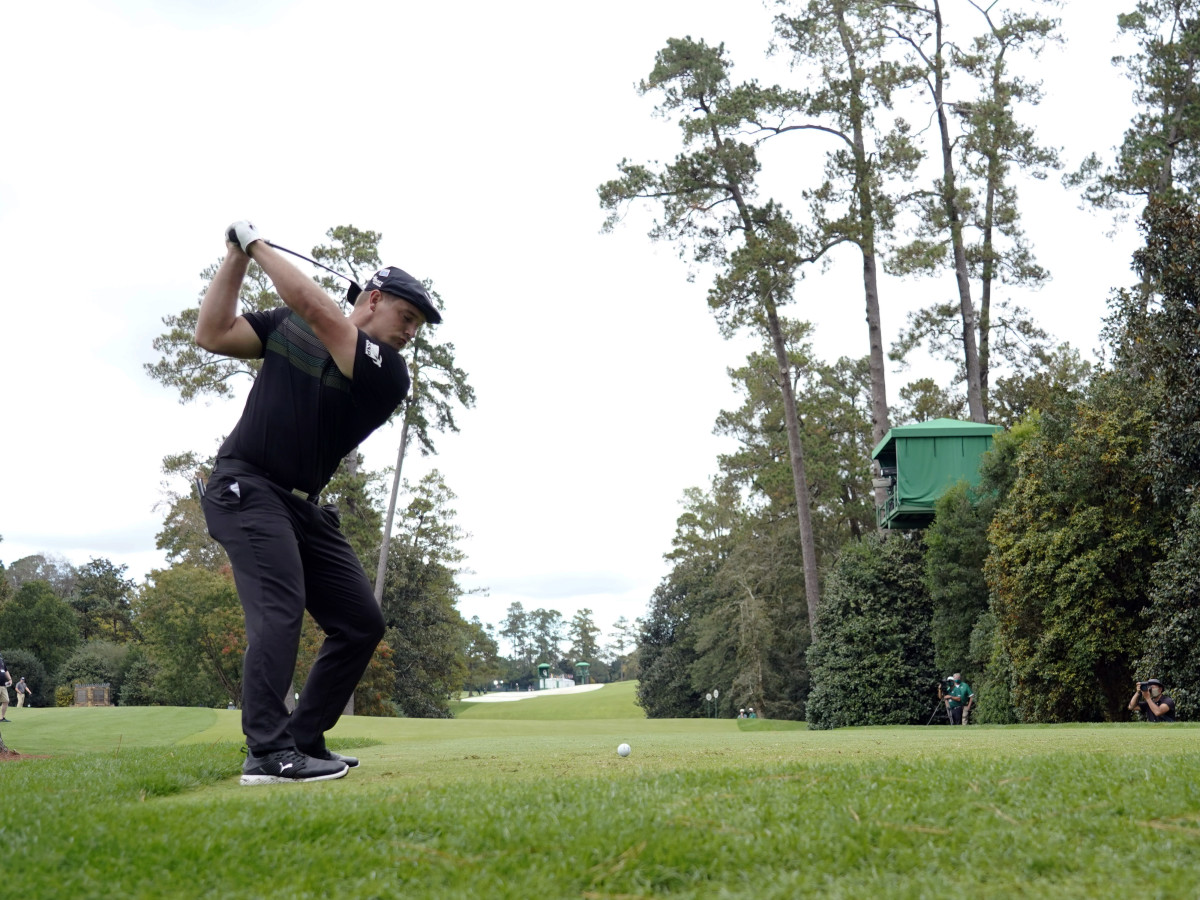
[365,340,382,367]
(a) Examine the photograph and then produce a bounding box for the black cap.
[365,267,442,324]
[1144,678,1163,688]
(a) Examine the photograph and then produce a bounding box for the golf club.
[263,240,363,306]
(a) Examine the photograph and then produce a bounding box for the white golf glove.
[226,220,266,254]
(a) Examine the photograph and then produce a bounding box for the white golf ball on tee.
[617,743,631,757]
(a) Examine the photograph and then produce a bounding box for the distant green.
[1,686,1198,899]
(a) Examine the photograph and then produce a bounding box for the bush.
[1136,496,1200,721]
[0,648,50,707]
[57,641,129,697]
[55,684,73,707]
[806,533,936,729]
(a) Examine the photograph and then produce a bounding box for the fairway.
[2,688,1199,899]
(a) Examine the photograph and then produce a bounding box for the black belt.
[215,458,321,504]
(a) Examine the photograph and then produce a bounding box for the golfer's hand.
[226,220,265,254]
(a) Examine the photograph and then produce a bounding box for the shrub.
[806,533,935,729]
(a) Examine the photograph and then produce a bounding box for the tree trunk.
[833,4,892,523]
[932,1,985,422]
[374,416,412,605]
[765,300,822,635]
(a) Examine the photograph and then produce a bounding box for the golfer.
[196,220,440,785]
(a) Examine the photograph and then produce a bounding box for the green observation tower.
[871,418,1003,529]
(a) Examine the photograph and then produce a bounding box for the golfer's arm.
[195,250,263,358]
[248,242,357,378]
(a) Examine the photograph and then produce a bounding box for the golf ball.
[617,743,631,757]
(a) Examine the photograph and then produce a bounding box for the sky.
[0,0,1145,649]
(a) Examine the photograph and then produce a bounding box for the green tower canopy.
[871,418,1003,528]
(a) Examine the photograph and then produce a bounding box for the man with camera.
[1128,679,1176,722]
[940,673,975,725]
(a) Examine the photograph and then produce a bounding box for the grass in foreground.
[2,701,1199,899]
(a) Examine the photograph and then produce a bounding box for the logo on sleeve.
[365,340,382,367]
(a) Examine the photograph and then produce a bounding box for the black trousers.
[202,464,384,754]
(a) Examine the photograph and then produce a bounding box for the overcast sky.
[0,1,1143,647]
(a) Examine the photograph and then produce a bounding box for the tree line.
[607,0,1200,723]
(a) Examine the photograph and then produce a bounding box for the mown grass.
[2,696,1198,899]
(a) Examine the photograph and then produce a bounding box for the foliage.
[924,481,995,678]
[354,641,401,718]
[0,580,81,677]
[967,610,1018,724]
[806,532,935,729]
[71,558,137,643]
[322,451,387,574]
[143,259,275,402]
[379,471,470,717]
[0,648,49,707]
[135,566,244,707]
[56,641,130,697]
[985,378,1167,722]
[1069,0,1200,212]
[155,451,228,571]
[461,617,503,695]
[1106,198,1200,514]
[600,35,822,628]
[3,553,78,598]
[636,482,737,719]
[1136,495,1200,720]
[715,322,876,567]
[115,647,158,707]
[567,608,602,667]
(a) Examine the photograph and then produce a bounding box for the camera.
[1137,682,1152,691]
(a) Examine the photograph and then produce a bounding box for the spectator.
[1129,679,1175,722]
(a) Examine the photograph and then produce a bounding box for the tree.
[887,1,1061,421]
[372,283,475,602]
[636,482,738,718]
[0,581,80,679]
[462,617,502,696]
[770,0,927,449]
[892,376,965,424]
[135,566,244,707]
[530,609,566,673]
[715,323,876,565]
[1106,199,1200,514]
[1136,496,1200,718]
[144,260,275,401]
[0,536,12,607]
[567,608,602,668]
[806,532,935,728]
[923,481,995,678]
[57,641,130,697]
[500,602,535,673]
[985,378,1167,722]
[3,554,78,598]
[1069,0,1200,213]
[154,452,228,571]
[378,471,471,717]
[71,558,137,643]
[600,37,822,630]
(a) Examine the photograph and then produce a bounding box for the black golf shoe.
[299,746,360,768]
[240,748,349,786]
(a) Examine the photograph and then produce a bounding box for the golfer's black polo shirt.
[217,308,410,495]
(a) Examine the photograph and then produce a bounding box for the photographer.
[940,673,975,725]
[1128,679,1176,723]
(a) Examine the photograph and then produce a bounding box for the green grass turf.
[2,693,1199,898]
[452,679,645,719]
